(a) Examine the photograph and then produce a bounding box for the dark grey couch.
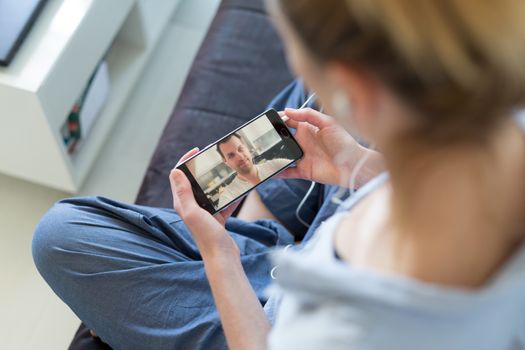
[68,0,292,348]
[135,0,293,208]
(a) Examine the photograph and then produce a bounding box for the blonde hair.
[275,0,525,141]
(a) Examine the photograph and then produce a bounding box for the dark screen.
[0,0,47,66]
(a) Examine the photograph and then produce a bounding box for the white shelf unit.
[0,0,182,192]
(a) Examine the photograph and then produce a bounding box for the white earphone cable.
[288,92,317,228]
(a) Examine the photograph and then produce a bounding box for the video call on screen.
[186,114,295,210]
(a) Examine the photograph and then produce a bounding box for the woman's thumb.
[170,169,198,215]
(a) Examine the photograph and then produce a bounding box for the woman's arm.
[204,253,270,350]
[170,160,269,350]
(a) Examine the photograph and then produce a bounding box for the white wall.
[193,147,223,176]
[241,114,274,141]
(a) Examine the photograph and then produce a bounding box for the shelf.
[0,0,93,90]
[0,0,183,192]
[72,0,183,186]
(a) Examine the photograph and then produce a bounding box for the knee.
[32,198,88,280]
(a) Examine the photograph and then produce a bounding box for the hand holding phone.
[175,109,303,214]
[277,107,373,187]
[170,160,241,260]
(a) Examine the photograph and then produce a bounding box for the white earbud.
[331,90,352,119]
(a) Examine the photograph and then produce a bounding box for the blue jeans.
[32,80,345,350]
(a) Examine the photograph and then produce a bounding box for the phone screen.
[177,109,303,214]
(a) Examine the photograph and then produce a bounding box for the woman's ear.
[325,63,380,139]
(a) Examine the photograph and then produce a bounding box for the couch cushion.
[68,323,112,350]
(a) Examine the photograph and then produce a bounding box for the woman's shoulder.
[269,240,525,350]
[270,169,525,349]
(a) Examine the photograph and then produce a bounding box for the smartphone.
[176,108,303,214]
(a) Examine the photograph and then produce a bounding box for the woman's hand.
[169,148,241,259]
[279,108,370,186]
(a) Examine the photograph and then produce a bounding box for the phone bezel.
[176,108,304,215]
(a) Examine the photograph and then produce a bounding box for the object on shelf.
[60,104,81,154]
[61,60,110,154]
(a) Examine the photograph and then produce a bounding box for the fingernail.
[172,170,182,183]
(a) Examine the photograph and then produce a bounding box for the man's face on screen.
[219,137,254,175]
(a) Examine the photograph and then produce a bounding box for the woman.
[170,0,525,349]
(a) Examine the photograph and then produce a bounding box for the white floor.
[0,1,219,349]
